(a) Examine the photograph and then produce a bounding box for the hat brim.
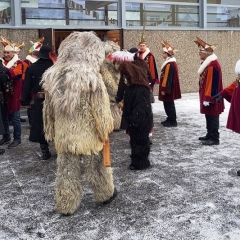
[32,51,50,59]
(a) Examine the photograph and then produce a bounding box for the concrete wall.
[0,29,39,61]
[1,29,239,94]
[124,30,240,94]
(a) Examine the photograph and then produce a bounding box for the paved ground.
[0,94,240,240]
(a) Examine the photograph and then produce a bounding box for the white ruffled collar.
[139,48,150,60]
[2,54,19,69]
[26,55,38,64]
[198,54,217,75]
[160,57,176,70]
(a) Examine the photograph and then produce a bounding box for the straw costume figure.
[41,32,117,215]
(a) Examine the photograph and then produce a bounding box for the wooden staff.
[103,138,111,167]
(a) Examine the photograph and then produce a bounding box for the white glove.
[203,101,210,106]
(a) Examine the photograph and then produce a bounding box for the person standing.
[138,34,159,90]
[194,37,224,146]
[0,61,8,155]
[213,59,240,175]
[22,37,44,126]
[158,40,181,127]
[110,50,153,170]
[13,42,28,123]
[20,45,54,160]
[0,36,23,148]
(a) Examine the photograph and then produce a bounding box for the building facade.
[1,0,240,92]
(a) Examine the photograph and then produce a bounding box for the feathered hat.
[1,36,15,51]
[162,40,176,56]
[139,33,146,45]
[108,50,135,62]
[194,37,218,53]
[13,42,25,52]
[29,36,44,53]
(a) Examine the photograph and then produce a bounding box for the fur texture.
[42,32,114,155]
[235,59,240,75]
[119,60,150,89]
[100,41,122,129]
[41,32,115,214]
[198,53,218,75]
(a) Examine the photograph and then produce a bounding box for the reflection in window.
[126,3,199,27]
[21,0,118,27]
[207,6,240,27]
[0,0,11,24]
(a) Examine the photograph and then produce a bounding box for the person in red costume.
[158,40,181,127]
[138,33,159,91]
[194,37,224,146]
[0,36,23,148]
[213,59,240,175]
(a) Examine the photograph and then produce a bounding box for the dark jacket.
[21,58,53,143]
[119,60,153,134]
[123,85,153,135]
[0,71,9,134]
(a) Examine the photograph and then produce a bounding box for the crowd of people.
[0,31,239,215]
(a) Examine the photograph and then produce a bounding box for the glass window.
[208,0,239,4]
[0,0,11,25]
[126,3,199,28]
[21,0,118,27]
[207,5,240,27]
[148,0,199,2]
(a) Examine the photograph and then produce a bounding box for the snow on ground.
[0,93,240,240]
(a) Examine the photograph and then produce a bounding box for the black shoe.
[162,121,177,127]
[129,163,137,170]
[0,148,5,155]
[202,140,219,146]
[128,163,151,170]
[41,151,52,160]
[198,136,209,141]
[0,137,11,145]
[20,117,27,122]
[103,188,118,204]
[237,170,240,176]
[8,140,21,149]
[161,119,168,124]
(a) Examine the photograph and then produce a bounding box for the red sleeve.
[220,81,236,103]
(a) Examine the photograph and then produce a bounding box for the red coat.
[139,49,159,84]
[199,59,224,116]
[224,79,240,133]
[158,60,181,102]
[3,58,23,115]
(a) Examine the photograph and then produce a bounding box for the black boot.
[40,144,51,160]
[0,148,5,155]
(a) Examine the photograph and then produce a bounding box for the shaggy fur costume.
[100,41,122,130]
[120,60,153,169]
[41,32,115,215]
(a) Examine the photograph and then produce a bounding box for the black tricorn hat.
[128,47,138,53]
[33,45,52,59]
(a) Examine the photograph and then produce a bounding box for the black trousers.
[163,101,177,123]
[129,128,150,169]
[205,114,219,142]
